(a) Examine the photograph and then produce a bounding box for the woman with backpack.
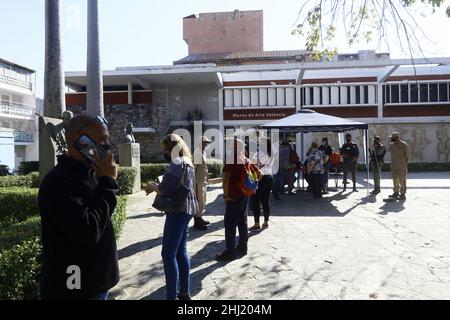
[216,138,261,261]
[144,134,197,300]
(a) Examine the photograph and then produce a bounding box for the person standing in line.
[249,137,274,231]
[217,138,260,261]
[319,137,333,194]
[306,142,325,199]
[145,134,197,300]
[38,115,119,300]
[387,132,411,201]
[340,133,360,192]
[369,135,386,195]
[193,136,212,230]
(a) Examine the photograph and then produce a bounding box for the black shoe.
[371,189,380,195]
[193,218,207,230]
[177,293,192,300]
[216,250,237,261]
[236,245,248,257]
[353,187,358,192]
[399,193,406,201]
[201,218,210,225]
[389,192,400,199]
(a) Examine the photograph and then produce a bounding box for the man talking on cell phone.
[38,115,120,300]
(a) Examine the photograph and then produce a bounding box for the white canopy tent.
[262,109,370,194]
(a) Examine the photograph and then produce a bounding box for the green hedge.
[206,160,224,179]
[0,188,39,224]
[117,167,137,195]
[0,189,128,300]
[357,162,450,172]
[141,163,168,183]
[0,173,39,188]
[140,161,224,185]
[19,161,39,175]
[112,195,128,239]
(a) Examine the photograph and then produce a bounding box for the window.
[439,83,448,102]
[363,86,369,104]
[391,84,400,103]
[1,95,9,106]
[384,85,390,103]
[355,86,361,104]
[429,83,438,102]
[410,84,419,102]
[420,83,428,102]
[400,84,409,103]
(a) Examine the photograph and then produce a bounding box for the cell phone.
[74,134,107,163]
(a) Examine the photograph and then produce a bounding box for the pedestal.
[119,143,141,193]
[39,116,63,185]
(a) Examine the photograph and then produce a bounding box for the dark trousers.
[343,161,357,185]
[310,173,322,199]
[224,196,249,252]
[251,175,273,223]
[321,162,332,189]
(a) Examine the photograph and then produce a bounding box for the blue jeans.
[224,197,249,252]
[161,213,192,300]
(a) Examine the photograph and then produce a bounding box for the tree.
[86,0,104,117]
[44,0,66,119]
[292,0,450,60]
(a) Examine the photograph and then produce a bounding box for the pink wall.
[183,10,263,55]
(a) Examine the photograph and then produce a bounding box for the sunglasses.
[77,116,109,134]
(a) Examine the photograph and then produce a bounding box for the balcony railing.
[0,100,34,118]
[0,74,33,90]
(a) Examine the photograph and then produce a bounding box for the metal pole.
[365,128,370,195]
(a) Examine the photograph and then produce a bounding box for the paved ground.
[109,172,450,300]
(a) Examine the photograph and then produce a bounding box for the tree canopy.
[292,0,450,60]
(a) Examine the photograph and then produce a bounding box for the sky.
[2,0,450,98]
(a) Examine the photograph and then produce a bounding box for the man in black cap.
[340,133,360,192]
[369,135,386,195]
[39,115,119,300]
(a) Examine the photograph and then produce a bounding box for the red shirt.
[224,163,245,200]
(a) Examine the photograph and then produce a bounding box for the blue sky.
[2,0,450,98]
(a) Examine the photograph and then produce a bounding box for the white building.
[0,57,38,172]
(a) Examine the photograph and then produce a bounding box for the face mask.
[346,139,351,143]
[322,142,326,146]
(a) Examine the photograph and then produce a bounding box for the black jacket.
[38,155,120,300]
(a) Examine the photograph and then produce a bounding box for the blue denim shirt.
[158,157,197,216]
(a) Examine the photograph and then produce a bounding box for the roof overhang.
[65,57,450,91]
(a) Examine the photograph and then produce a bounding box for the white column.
[368,85,376,104]
[224,89,233,108]
[377,83,383,118]
[313,87,321,105]
[128,82,133,104]
[340,86,348,104]
[322,86,330,105]
[360,85,366,104]
[250,88,259,106]
[218,88,225,161]
[305,86,311,105]
[233,89,242,107]
[331,86,339,104]
[350,86,356,104]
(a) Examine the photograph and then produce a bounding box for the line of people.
[37,114,412,301]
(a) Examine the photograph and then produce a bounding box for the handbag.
[152,166,189,213]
